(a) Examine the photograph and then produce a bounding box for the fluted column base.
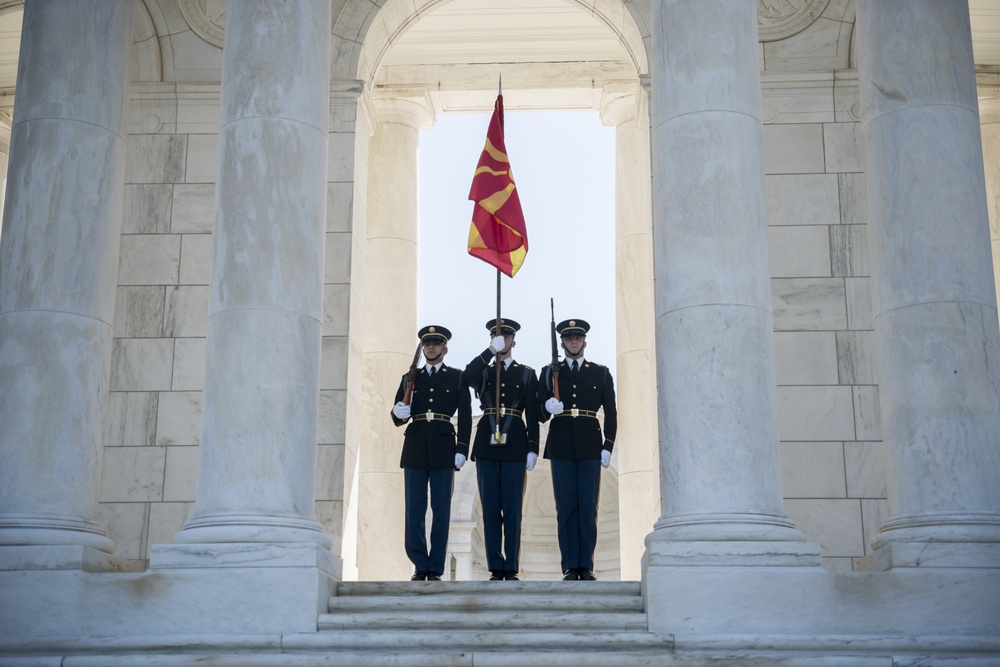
[859,512,1000,570]
[0,515,114,554]
[173,514,333,549]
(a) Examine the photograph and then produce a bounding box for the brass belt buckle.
[570,408,580,418]
[426,410,434,420]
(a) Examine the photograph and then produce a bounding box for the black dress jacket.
[538,359,617,460]
[391,364,471,469]
[465,348,540,462]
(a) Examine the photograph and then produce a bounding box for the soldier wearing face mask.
[465,318,539,581]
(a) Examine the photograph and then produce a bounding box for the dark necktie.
[571,360,579,373]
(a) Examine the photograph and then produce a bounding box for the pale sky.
[417,109,618,378]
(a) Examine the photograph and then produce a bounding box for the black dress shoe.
[426,573,442,581]
[562,569,580,581]
[489,570,504,581]
[410,570,427,581]
[504,571,519,580]
[577,568,597,581]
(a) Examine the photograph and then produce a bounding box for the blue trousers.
[550,458,601,572]
[404,467,453,576]
[475,458,526,573]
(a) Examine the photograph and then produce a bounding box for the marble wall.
[761,72,886,571]
[101,83,362,566]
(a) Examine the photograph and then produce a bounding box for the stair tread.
[0,650,683,667]
[335,580,641,597]
[291,629,672,649]
[328,593,643,612]
[318,610,649,631]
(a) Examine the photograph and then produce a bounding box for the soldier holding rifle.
[391,325,471,581]
[539,317,617,581]
[465,318,539,581]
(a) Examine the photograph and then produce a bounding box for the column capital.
[371,87,436,131]
[599,82,639,127]
[979,95,1000,125]
[0,85,13,127]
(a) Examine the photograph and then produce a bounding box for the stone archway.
[349,0,657,580]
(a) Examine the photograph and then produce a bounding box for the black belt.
[554,408,599,419]
[411,411,453,423]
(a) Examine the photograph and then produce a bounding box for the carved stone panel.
[757,0,830,42]
[179,0,226,48]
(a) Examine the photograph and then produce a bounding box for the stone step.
[328,592,644,612]
[334,579,641,597]
[2,633,985,666]
[318,609,649,631]
[322,580,650,639]
[287,629,672,652]
[0,650,703,667]
[0,648,907,667]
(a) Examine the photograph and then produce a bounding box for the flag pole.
[493,74,503,443]
[494,269,502,443]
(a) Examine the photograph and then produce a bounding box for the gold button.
[429,398,434,402]
[429,388,435,392]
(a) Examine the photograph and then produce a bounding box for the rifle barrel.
[550,298,560,401]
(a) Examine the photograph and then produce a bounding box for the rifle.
[402,341,423,405]
[550,298,560,401]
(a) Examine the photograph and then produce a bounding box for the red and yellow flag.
[467,94,528,277]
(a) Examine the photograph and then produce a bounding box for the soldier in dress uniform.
[391,325,472,581]
[465,318,540,581]
[538,319,617,581]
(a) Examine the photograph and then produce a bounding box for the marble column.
[0,0,132,557]
[857,1,1000,568]
[644,0,816,560]
[357,90,433,580]
[448,520,477,581]
[981,96,1000,327]
[173,1,332,547]
[601,83,659,580]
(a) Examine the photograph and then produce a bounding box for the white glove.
[392,401,410,420]
[489,336,506,354]
[455,453,466,470]
[600,449,611,468]
[526,452,537,471]
[545,397,564,415]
